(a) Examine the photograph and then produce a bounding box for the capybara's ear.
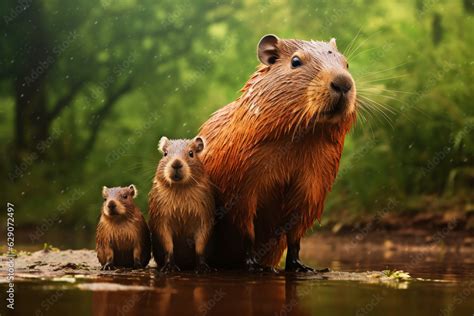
[329,38,337,50]
[128,184,138,198]
[158,136,169,153]
[102,186,108,198]
[194,136,205,154]
[257,34,280,65]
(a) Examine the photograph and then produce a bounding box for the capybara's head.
[156,137,206,185]
[251,34,356,125]
[101,185,138,217]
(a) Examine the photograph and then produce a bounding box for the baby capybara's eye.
[291,56,302,68]
[164,151,168,157]
[189,151,194,158]
[122,194,128,199]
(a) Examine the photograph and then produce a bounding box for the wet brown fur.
[199,36,357,267]
[148,138,215,269]
[96,185,151,268]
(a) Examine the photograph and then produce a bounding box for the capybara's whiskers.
[358,74,408,84]
[346,31,381,61]
[358,94,397,115]
[122,163,157,178]
[343,26,363,56]
[357,87,415,95]
[123,163,147,172]
[189,173,200,186]
[348,46,379,61]
[356,62,409,79]
[357,96,395,128]
[356,106,369,123]
[355,102,377,137]
[358,90,404,105]
[357,106,384,134]
[206,178,221,191]
[357,95,394,117]
[358,100,390,134]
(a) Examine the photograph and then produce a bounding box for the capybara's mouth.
[321,96,347,116]
[170,171,183,182]
[105,208,119,216]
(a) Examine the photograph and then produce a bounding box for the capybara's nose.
[171,160,183,170]
[330,73,352,95]
[108,201,116,210]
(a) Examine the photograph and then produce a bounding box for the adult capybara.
[199,34,357,272]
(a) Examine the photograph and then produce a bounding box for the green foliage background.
[0,0,472,235]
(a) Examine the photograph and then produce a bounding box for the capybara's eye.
[346,62,349,69]
[164,151,168,157]
[103,198,106,201]
[122,194,128,199]
[291,56,302,68]
[189,151,194,158]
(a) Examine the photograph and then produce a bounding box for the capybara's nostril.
[330,74,352,94]
[108,201,116,210]
[171,160,183,170]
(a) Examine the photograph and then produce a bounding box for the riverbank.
[1,225,472,282]
[0,248,414,285]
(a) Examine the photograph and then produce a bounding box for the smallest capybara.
[96,185,151,270]
[148,136,215,273]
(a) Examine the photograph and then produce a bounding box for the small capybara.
[96,185,151,270]
[199,34,357,272]
[148,136,215,273]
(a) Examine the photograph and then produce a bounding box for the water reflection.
[84,271,474,316]
[3,270,473,316]
[89,273,320,316]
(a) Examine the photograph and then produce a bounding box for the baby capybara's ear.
[194,136,205,154]
[102,186,108,199]
[329,37,338,50]
[158,136,169,153]
[128,184,138,198]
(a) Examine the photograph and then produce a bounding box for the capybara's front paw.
[133,259,144,270]
[195,262,214,274]
[245,257,267,273]
[160,262,180,273]
[262,266,279,274]
[248,264,278,274]
[101,262,116,271]
[285,259,315,273]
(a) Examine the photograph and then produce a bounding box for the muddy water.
[2,233,473,316]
